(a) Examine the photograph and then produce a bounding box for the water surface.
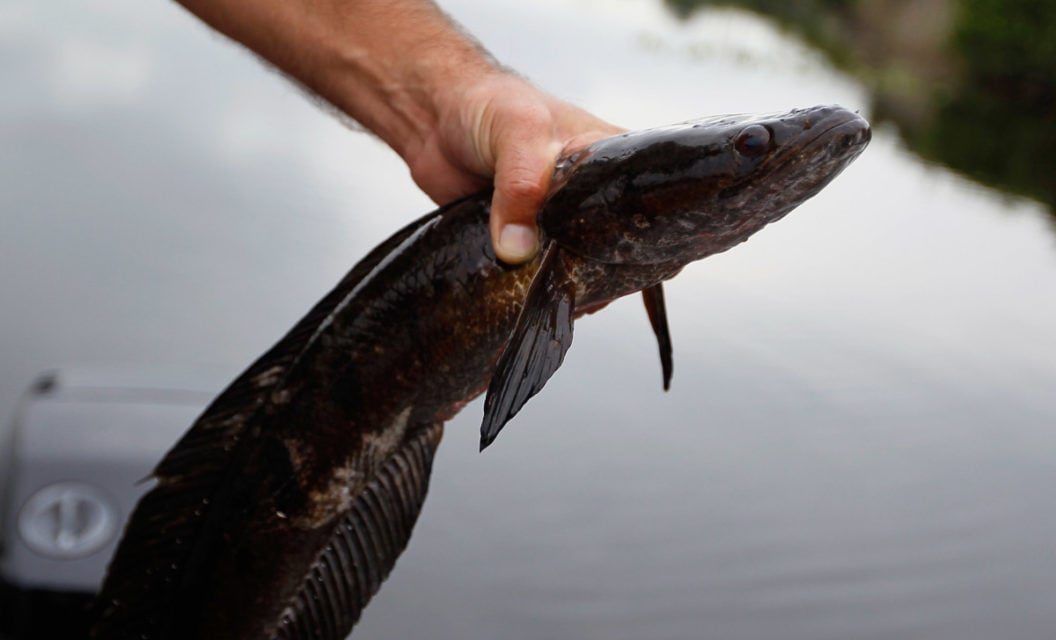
[1,1,1055,639]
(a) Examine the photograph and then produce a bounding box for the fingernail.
[498,224,538,263]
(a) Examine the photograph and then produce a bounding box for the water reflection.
[665,0,1056,219]
[1,1,1055,639]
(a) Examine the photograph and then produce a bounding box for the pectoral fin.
[642,283,673,391]
[480,242,575,451]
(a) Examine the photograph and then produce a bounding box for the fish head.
[539,105,871,265]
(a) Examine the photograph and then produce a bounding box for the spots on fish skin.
[270,387,292,405]
[289,407,412,529]
[252,365,284,388]
[292,461,365,529]
[509,273,533,300]
[367,407,412,458]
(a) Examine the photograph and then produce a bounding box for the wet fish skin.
[480,106,871,445]
[91,105,869,640]
[542,106,871,266]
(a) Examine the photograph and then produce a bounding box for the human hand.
[170,0,617,263]
[403,73,622,264]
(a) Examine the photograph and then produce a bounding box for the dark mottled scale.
[92,106,870,640]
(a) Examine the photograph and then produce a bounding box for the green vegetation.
[665,0,860,66]
[664,0,1056,213]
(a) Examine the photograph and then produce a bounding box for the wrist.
[394,41,502,163]
[326,13,500,164]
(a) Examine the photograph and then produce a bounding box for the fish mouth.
[758,106,871,194]
[798,108,872,156]
[717,106,870,232]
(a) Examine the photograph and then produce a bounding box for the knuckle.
[501,173,548,202]
[514,103,551,129]
[496,102,552,140]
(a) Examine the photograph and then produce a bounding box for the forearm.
[174,0,498,156]
[176,0,620,264]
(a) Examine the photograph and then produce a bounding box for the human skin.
[173,0,621,263]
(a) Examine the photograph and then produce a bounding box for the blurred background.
[1,0,1054,639]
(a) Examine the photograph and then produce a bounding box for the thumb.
[489,126,562,264]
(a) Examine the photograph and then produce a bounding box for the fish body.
[92,106,870,639]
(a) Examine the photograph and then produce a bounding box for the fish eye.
[735,125,771,157]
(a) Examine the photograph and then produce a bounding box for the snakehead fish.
[91,105,870,639]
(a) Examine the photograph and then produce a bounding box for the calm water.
[2,1,1056,638]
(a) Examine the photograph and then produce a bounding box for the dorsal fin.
[479,242,576,450]
[272,422,443,640]
[91,204,450,639]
